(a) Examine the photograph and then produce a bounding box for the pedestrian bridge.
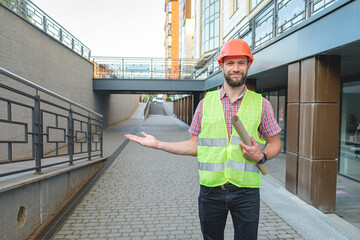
[92,57,208,94]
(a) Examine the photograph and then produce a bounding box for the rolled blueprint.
[231,115,269,175]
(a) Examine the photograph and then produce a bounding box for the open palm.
[125,132,158,149]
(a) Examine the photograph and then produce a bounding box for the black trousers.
[198,184,260,240]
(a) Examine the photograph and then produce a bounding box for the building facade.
[174,0,360,213]
[179,0,195,60]
[165,0,180,78]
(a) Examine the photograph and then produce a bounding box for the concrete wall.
[0,5,139,160]
[105,94,141,126]
[0,5,96,111]
[0,158,106,240]
[164,102,174,116]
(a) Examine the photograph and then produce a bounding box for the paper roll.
[231,115,269,175]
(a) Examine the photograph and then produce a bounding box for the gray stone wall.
[0,5,139,160]
[0,158,106,240]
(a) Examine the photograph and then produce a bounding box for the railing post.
[273,0,278,38]
[87,116,92,160]
[20,0,26,19]
[151,59,154,79]
[100,123,103,158]
[68,108,74,165]
[81,46,84,57]
[34,93,42,174]
[7,102,12,162]
[88,50,91,60]
[59,28,63,43]
[55,115,59,156]
[122,58,125,79]
[43,15,47,32]
[251,18,256,49]
[305,0,312,19]
[71,38,75,50]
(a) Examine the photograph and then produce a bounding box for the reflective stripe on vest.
[198,138,227,147]
[230,136,241,145]
[198,162,226,171]
[230,136,266,151]
[227,159,259,173]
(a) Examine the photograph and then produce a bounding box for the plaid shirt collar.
[220,85,247,101]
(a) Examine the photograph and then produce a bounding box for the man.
[125,39,282,240]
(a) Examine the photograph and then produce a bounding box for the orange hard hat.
[217,39,254,66]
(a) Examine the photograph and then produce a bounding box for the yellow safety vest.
[197,89,266,188]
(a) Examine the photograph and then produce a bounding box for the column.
[286,62,300,194]
[286,55,341,212]
[187,96,193,125]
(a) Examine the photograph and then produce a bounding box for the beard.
[224,72,248,88]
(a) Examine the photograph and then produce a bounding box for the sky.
[32,0,165,58]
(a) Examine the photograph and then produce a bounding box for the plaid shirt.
[189,86,281,140]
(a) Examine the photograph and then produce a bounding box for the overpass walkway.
[49,115,358,240]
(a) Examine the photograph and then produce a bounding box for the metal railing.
[144,99,150,119]
[0,67,103,177]
[0,0,91,60]
[92,57,199,80]
[194,0,339,80]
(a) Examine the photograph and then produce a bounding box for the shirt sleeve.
[259,98,281,138]
[189,99,204,136]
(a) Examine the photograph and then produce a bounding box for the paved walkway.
[53,115,359,240]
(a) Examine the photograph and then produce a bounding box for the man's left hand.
[239,136,263,163]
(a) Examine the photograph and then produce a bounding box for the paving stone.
[53,116,304,240]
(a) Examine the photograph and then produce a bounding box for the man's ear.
[246,57,251,71]
[220,63,224,72]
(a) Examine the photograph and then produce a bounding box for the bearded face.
[224,70,248,88]
[221,56,250,88]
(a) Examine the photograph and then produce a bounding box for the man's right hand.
[125,132,198,156]
[125,132,159,149]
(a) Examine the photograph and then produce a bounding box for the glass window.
[167,1,172,12]
[167,35,172,46]
[251,0,263,10]
[269,91,278,121]
[260,89,287,153]
[201,0,220,55]
[254,4,274,47]
[339,81,360,181]
[167,49,172,58]
[167,12,172,24]
[232,0,240,15]
[277,0,305,34]
[241,30,253,50]
[278,89,286,152]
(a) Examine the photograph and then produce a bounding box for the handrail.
[92,57,198,80]
[0,0,91,60]
[0,66,103,178]
[0,67,102,118]
[144,99,150,119]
